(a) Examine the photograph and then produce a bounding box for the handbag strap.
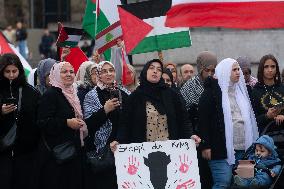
[14,87,22,120]
[17,87,22,112]
[41,134,52,152]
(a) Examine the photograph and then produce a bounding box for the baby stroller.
[230,121,284,189]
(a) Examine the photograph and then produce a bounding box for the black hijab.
[163,68,174,88]
[137,59,167,115]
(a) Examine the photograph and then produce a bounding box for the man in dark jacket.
[15,21,28,60]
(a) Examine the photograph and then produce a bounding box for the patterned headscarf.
[49,62,83,119]
[95,61,116,90]
[83,64,97,88]
[75,61,94,86]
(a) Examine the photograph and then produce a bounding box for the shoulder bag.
[42,135,77,164]
[87,146,115,173]
[0,87,22,151]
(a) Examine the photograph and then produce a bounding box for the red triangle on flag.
[118,7,153,54]
[0,32,13,55]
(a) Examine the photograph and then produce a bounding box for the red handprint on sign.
[177,154,192,173]
[176,179,196,189]
[122,181,136,189]
[124,155,140,175]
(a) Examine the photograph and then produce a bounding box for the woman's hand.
[274,115,284,125]
[1,104,17,115]
[67,118,85,130]
[191,135,201,146]
[110,140,119,153]
[271,170,276,178]
[266,107,280,119]
[104,98,120,114]
[61,47,71,61]
[202,149,211,160]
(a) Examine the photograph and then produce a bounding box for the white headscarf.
[95,61,116,90]
[214,58,259,165]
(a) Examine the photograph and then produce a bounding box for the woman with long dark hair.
[251,54,284,131]
[0,53,40,189]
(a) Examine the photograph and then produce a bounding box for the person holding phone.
[0,53,40,189]
[251,54,284,130]
[83,61,129,189]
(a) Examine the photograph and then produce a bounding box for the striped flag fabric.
[56,23,83,47]
[94,0,123,57]
[118,0,192,55]
[0,32,32,77]
[166,0,284,29]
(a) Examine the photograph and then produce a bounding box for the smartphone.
[109,90,119,99]
[109,90,122,109]
[274,102,284,110]
[2,97,17,105]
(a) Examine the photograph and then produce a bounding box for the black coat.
[251,82,284,131]
[198,77,227,160]
[84,87,129,189]
[0,82,40,189]
[117,87,193,144]
[36,87,84,189]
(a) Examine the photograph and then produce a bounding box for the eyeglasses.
[100,68,115,75]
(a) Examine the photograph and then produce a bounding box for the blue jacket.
[248,135,282,175]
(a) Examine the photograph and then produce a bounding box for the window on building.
[43,0,70,27]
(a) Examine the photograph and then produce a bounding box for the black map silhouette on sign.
[144,151,171,189]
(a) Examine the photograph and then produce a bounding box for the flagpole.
[158,50,163,62]
[95,0,99,36]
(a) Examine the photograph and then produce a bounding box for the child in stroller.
[233,135,282,188]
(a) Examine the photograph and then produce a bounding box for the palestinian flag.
[118,0,191,55]
[0,32,32,77]
[56,23,83,47]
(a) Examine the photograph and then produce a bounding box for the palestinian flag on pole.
[118,0,192,55]
[94,0,122,58]
[56,23,83,47]
[0,32,32,77]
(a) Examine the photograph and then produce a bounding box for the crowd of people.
[0,49,284,189]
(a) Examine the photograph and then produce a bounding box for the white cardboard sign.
[115,139,201,189]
